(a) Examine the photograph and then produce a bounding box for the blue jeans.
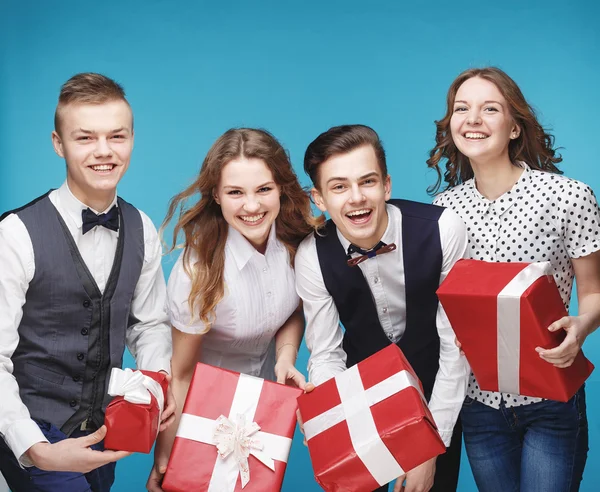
[0,421,116,492]
[461,387,588,492]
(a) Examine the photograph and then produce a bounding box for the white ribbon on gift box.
[497,261,553,394]
[107,368,165,428]
[303,367,426,487]
[175,373,293,491]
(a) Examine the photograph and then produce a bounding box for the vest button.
[81,328,89,336]
[70,400,77,407]
[73,375,81,382]
[77,353,84,361]
[83,300,91,308]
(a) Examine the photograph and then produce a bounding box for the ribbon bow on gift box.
[213,414,275,488]
[107,368,165,427]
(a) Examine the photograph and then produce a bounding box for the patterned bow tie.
[81,205,119,235]
[346,241,397,267]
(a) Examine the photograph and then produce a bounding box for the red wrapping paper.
[297,345,446,492]
[104,370,168,453]
[162,363,302,492]
[437,259,594,401]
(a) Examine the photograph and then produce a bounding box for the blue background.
[1,1,599,490]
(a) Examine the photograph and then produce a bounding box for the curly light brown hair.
[427,67,562,194]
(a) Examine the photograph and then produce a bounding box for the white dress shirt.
[168,224,299,381]
[295,204,470,445]
[0,182,172,463]
[435,162,600,409]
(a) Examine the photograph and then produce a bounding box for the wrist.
[276,344,297,364]
[576,313,594,338]
[26,441,50,465]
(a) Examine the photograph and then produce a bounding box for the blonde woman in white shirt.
[146,128,320,491]
[428,67,600,492]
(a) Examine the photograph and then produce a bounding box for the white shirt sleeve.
[0,214,49,465]
[125,211,172,374]
[427,207,471,446]
[166,251,210,335]
[294,235,347,386]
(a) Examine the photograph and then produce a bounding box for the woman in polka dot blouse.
[427,67,600,491]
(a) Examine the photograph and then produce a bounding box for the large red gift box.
[162,363,302,492]
[297,344,446,492]
[437,259,594,401]
[104,368,168,453]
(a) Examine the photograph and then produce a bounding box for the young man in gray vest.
[295,125,469,492]
[0,73,175,491]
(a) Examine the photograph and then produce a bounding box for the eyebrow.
[326,172,379,185]
[223,181,276,190]
[454,99,503,105]
[70,127,130,137]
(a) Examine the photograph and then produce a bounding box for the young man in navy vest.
[0,73,175,491]
[295,125,470,492]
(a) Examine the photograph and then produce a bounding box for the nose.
[93,137,113,158]
[349,184,365,204]
[466,109,482,126]
[243,195,261,213]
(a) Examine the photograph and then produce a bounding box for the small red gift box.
[437,259,594,401]
[297,344,446,492]
[162,363,302,492]
[104,368,168,453]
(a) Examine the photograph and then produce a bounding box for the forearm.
[428,307,470,446]
[275,309,304,364]
[155,372,192,460]
[427,355,469,446]
[128,321,172,373]
[577,293,600,338]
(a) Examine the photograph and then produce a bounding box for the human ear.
[384,174,392,201]
[311,187,327,213]
[52,131,64,158]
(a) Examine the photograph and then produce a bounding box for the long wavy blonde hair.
[163,128,321,329]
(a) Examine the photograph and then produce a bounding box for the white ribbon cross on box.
[176,373,292,491]
[496,262,553,394]
[303,366,426,487]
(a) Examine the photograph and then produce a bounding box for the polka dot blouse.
[434,162,600,408]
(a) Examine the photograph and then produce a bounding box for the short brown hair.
[54,73,131,133]
[427,67,562,194]
[304,124,387,188]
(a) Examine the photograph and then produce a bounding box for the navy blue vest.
[315,199,444,398]
[2,192,144,435]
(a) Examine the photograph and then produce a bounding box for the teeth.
[347,209,370,217]
[240,213,266,223]
[91,164,113,171]
[464,132,488,139]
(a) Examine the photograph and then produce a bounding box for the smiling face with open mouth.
[450,76,520,167]
[312,145,391,250]
[52,99,134,211]
[215,157,281,253]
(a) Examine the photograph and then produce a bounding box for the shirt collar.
[467,161,531,215]
[57,181,118,229]
[227,222,281,271]
[337,203,396,256]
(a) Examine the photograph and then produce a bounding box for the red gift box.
[104,368,168,453]
[162,363,302,492]
[297,344,446,492]
[437,259,594,401]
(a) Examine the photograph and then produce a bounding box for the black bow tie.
[81,205,119,235]
[346,241,397,267]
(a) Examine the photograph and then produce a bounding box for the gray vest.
[9,192,144,436]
